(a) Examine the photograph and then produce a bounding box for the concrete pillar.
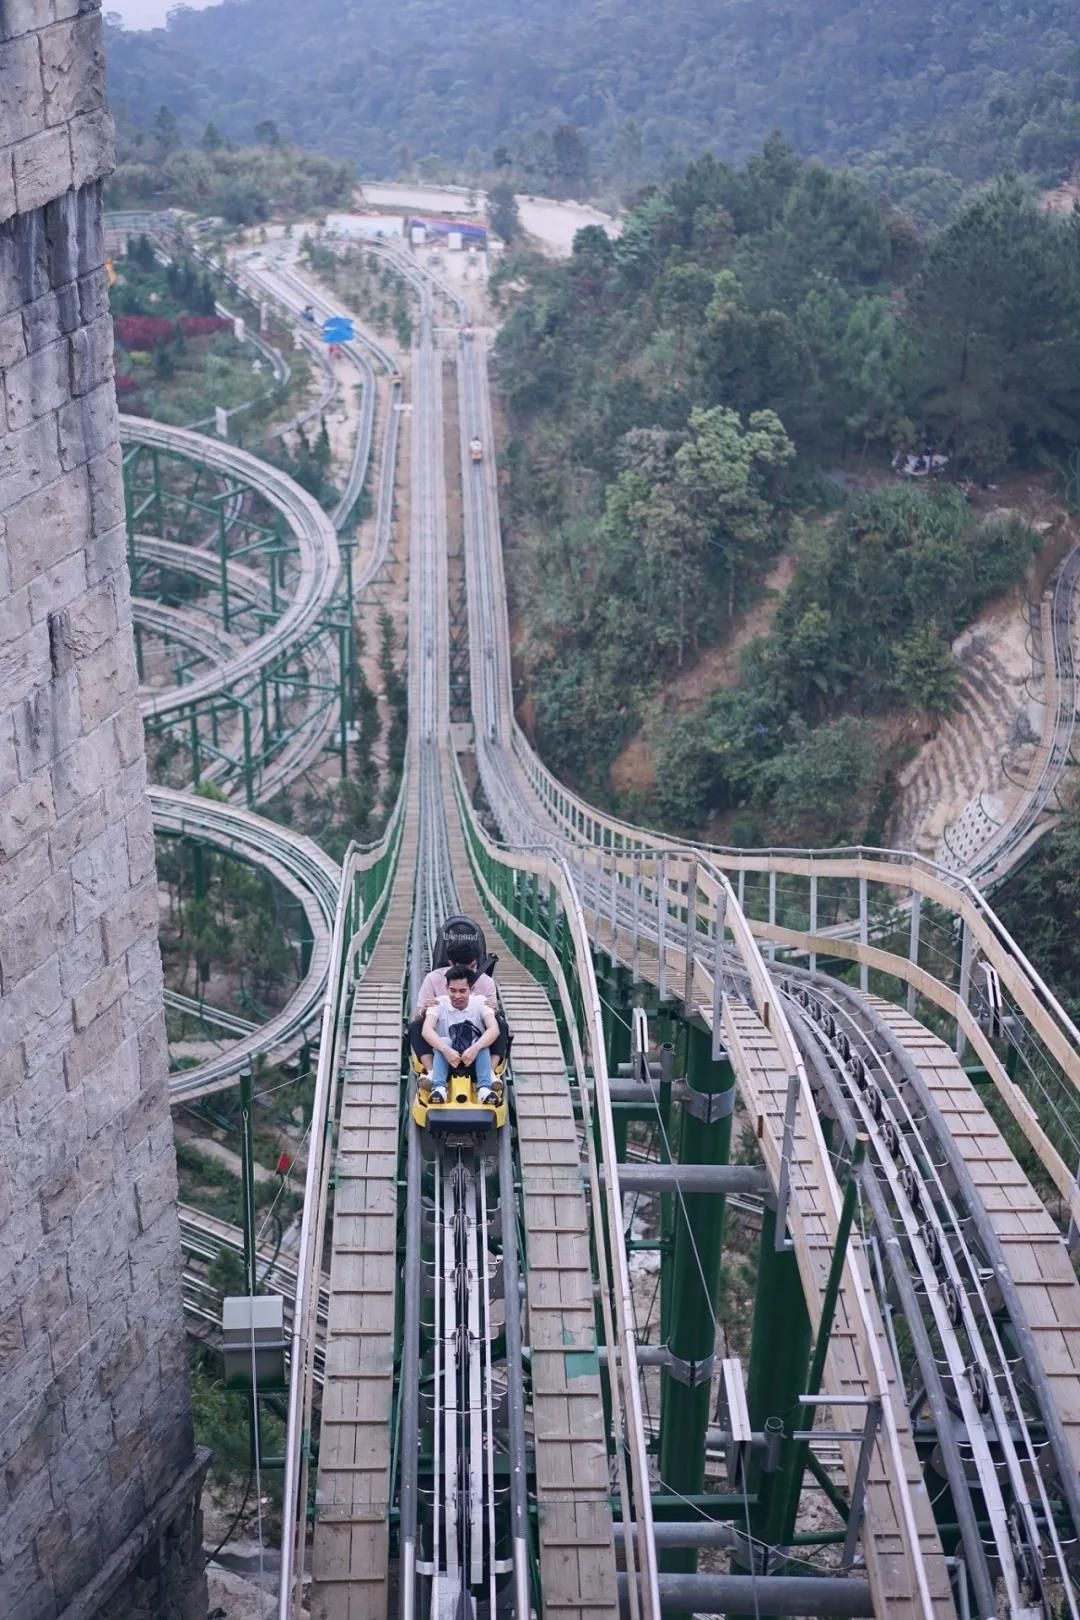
[0,7,207,1619]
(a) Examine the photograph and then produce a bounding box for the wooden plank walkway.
[310,814,417,1620]
[872,997,1080,1475]
[445,804,621,1620]
[724,999,955,1620]
[595,899,952,1618]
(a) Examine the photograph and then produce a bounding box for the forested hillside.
[105,1,1080,217]
[496,145,1080,842]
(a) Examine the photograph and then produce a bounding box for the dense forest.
[105,1,1080,218]
[107,111,356,221]
[496,144,1080,840]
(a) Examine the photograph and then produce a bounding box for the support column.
[657,1021,735,1599]
[743,1204,813,1557]
[604,962,632,1161]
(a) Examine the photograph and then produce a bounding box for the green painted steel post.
[342,536,354,624]
[338,624,349,778]
[777,1135,867,1544]
[239,1068,258,1299]
[657,1021,735,1601]
[218,505,230,632]
[260,668,270,749]
[153,446,164,538]
[606,965,632,1162]
[238,1066,264,1479]
[731,1201,814,1588]
[189,708,201,788]
[241,708,254,807]
[299,903,313,978]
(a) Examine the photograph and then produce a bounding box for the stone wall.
[0,5,206,1619]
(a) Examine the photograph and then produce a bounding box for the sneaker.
[429,1084,448,1105]
[477,1085,497,1106]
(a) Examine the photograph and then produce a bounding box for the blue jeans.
[432,1046,494,1090]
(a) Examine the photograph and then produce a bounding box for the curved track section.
[967,540,1080,886]
[132,261,408,1092]
[133,597,242,675]
[120,415,340,718]
[151,784,339,1099]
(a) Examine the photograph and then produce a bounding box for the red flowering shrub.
[180,315,231,337]
[114,374,140,398]
[113,314,174,350]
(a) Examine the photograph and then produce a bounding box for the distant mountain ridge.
[105,0,1080,213]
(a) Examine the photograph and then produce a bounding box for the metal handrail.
[277,767,409,1620]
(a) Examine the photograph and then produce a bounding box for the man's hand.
[460,1044,479,1068]
[440,1041,459,1064]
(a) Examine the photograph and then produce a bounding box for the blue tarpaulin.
[321,316,354,343]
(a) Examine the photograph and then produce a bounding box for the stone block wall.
[0,5,206,1618]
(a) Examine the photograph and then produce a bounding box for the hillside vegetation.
[107,114,355,223]
[496,145,1080,841]
[104,1,1080,218]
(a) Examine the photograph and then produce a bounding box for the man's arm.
[421,1008,457,1061]
[462,1005,499,1065]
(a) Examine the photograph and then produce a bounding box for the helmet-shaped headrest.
[432,915,488,971]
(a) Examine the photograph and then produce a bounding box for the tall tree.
[903,180,1080,474]
[152,103,181,164]
[551,123,590,194]
[489,180,520,245]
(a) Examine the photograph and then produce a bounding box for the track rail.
[151,785,339,1098]
[120,415,340,719]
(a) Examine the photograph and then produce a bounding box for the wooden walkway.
[724,999,956,1620]
[310,815,417,1620]
[593,901,953,1618]
[872,997,1080,1475]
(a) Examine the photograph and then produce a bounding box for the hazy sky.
[107,0,223,28]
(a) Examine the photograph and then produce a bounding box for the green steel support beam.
[153,446,164,538]
[189,708,201,788]
[239,1068,258,1300]
[603,962,632,1161]
[657,1021,734,1605]
[741,1202,813,1560]
[337,623,350,777]
[241,707,254,807]
[613,1495,756,1522]
[777,1135,867,1544]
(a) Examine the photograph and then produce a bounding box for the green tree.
[152,104,181,165]
[673,404,796,615]
[891,623,959,714]
[903,180,1080,475]
[201,120,223,152]
[764,716,878,843]
[489,180,520,245]
[551,123,590,194]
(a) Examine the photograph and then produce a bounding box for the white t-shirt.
[432,994,488,1050]
[415,967,497,1014]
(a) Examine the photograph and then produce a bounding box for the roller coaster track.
[964,539,1080,887]
[120,415,341,719]
[130,238,1080,1617]
[151,784,339,1099]
[442,299,1080,1615]
[123,243,411,1091]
